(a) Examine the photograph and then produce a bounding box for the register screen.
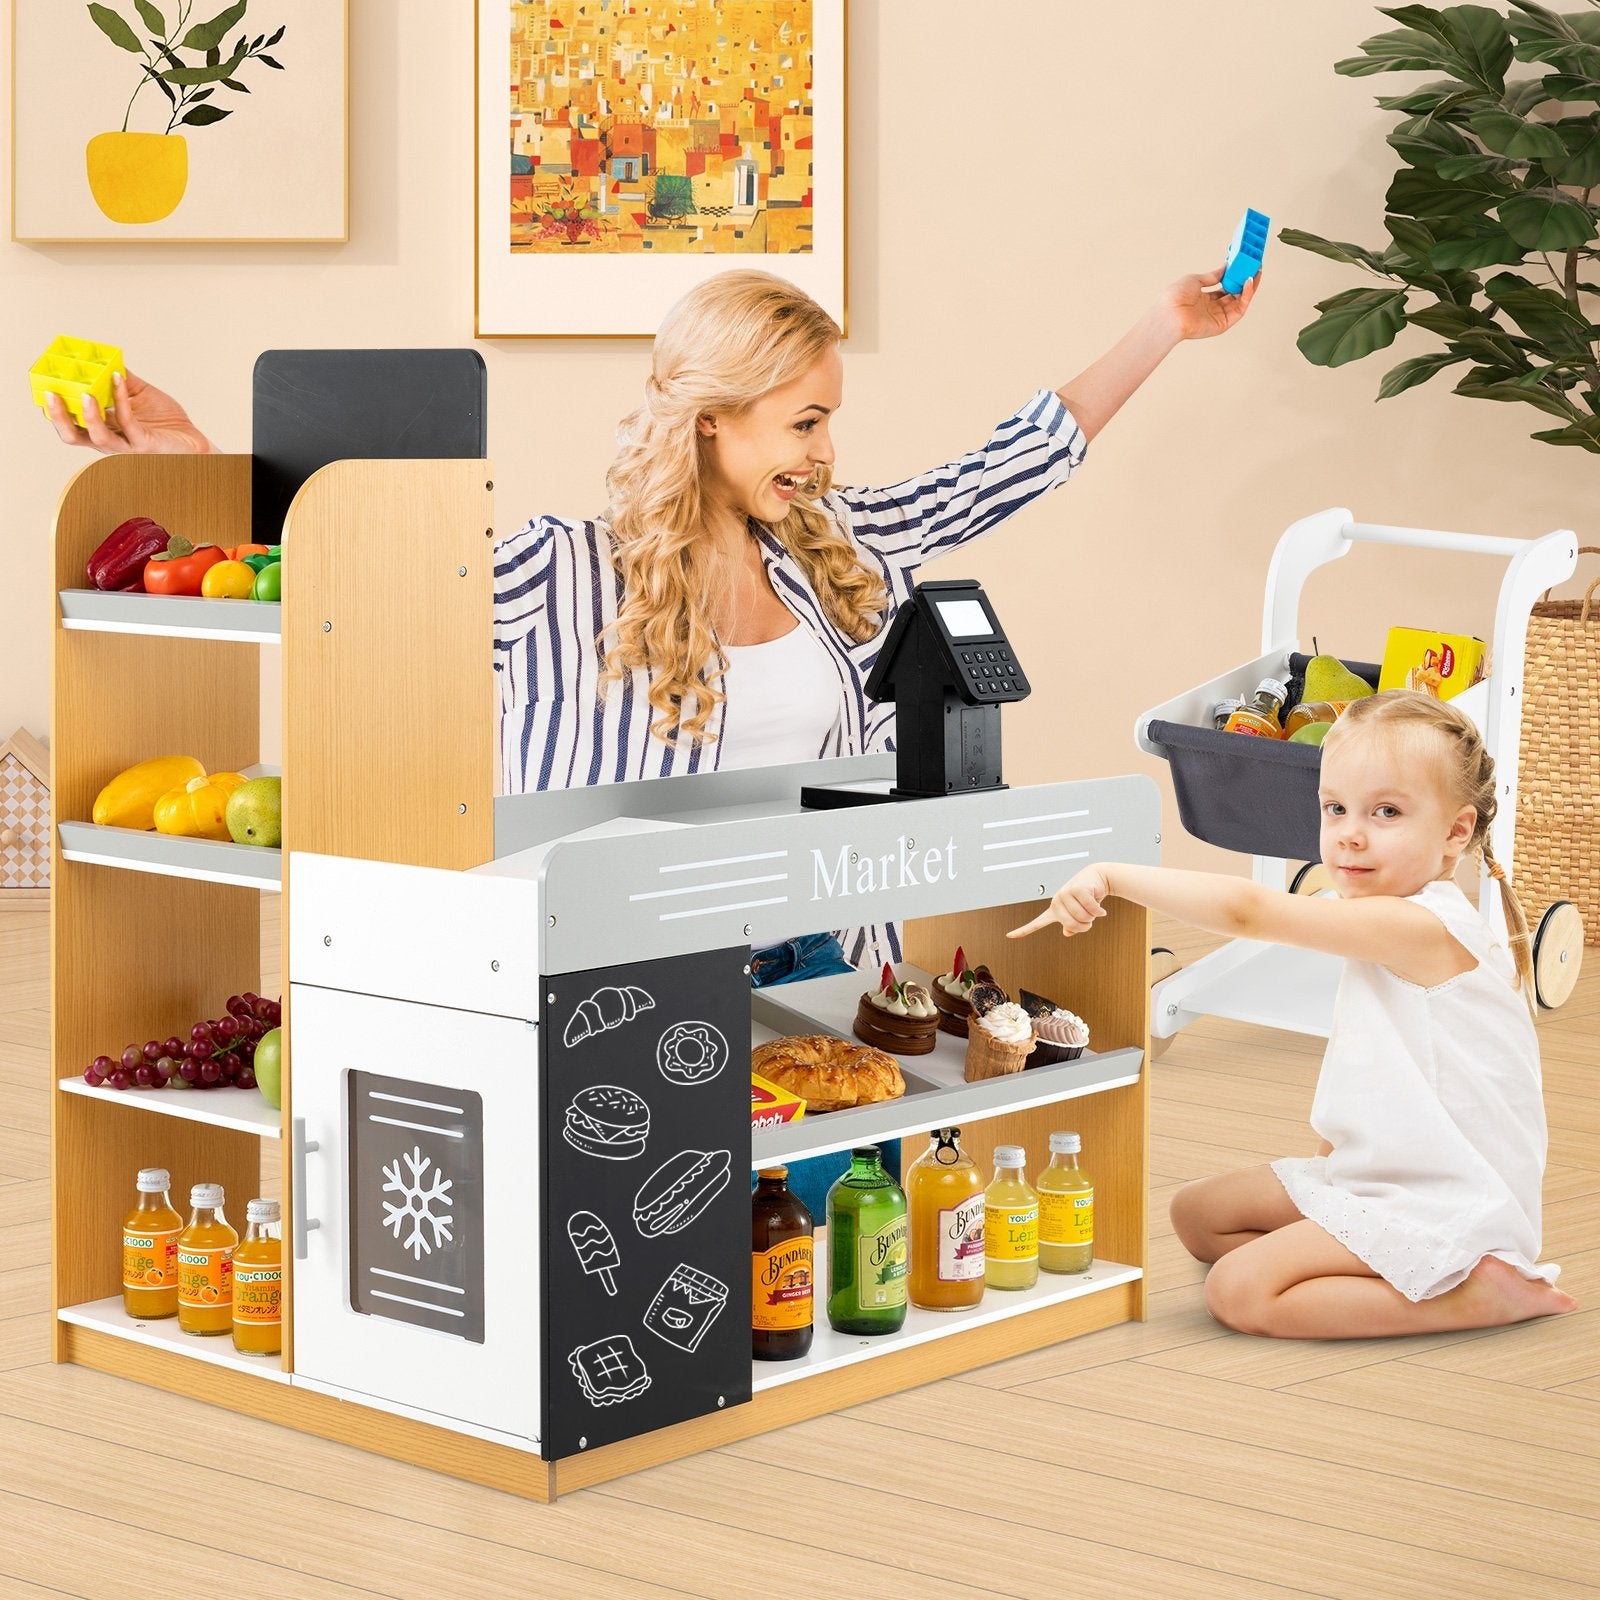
[935,599,993,639]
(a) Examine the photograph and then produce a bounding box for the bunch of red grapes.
[83,993,281,1093]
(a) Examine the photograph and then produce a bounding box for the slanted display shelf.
[59,588,281,643]
[750,965,1142,1166]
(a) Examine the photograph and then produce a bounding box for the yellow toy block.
[28,335,124,427]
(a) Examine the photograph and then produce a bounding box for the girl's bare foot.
[1459,1254,1578,1325]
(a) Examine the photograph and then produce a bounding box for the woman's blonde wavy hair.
[600,269,887,745]
[1323,689,1537,1018]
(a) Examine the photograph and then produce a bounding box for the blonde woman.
[46,264,1258,982]
[1012,691,1574,1339]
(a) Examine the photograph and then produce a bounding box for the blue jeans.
[748,931,901,1219]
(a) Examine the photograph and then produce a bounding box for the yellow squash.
[153,773,248,841]
[92,755,206,831]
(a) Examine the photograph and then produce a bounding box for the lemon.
[201,560,256,600]
[225,776,282,848]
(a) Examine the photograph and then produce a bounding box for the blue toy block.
[1221,208,1270,296]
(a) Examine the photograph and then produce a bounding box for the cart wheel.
[1150,946,1181,1061]
[1289,863,1334,897]
[1532,901,1584,1011]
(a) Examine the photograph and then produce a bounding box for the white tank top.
[716,623,842,770]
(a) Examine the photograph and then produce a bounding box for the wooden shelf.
[750,965,1141,1165]
[59,588,281,642]
[57,1298,289,1382]
[58,1076,282,1138]
[57,821,282,891]
[754,1249,1141,1392]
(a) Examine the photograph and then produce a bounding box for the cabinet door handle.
[292,1116,323,1260]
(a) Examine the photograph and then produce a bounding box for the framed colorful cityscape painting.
[11,0,347,242]
[476,0,846,337]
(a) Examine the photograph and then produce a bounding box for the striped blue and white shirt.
[492,387,1088,965]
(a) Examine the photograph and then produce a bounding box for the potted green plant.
[85,0,287,224]
[1285,2,1600,452]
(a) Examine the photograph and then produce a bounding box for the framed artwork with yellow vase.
[11,0,347,242]
[475,0,847,338]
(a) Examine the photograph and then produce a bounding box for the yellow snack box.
[29,334,124,427]
[1377,626,1487,701]
[751,1072,806,1132]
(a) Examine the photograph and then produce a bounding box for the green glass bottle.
[826,1146,908,1335]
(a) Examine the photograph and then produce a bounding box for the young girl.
[1010,690,1576,1339]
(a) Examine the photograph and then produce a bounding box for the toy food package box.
[1377,627,1487,701]
[751,1072,806,1132]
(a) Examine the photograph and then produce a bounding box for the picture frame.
[475,0,846,339]
[11,0,348,243]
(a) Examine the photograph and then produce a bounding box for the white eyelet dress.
[1271,878,1560,1302]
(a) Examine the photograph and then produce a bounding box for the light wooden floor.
[2,902,1597,1599]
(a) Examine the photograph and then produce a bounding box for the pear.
[1289,720,1333,746]
[1303,654,1373,704]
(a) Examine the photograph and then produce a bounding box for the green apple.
[254,1026,283,1110]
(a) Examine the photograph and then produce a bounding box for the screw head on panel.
[547,914,556,926]
[717,1396,726,1408]
[491,960,500,972]
[458,803,468,814]
[743,924,752,937]
[547,993,556,1004]
[322,621,332,633]
[458,566,468,577]
[323,935,332,947]
[1155,832,1162,845]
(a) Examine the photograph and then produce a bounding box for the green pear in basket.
[1304,654,1374,705]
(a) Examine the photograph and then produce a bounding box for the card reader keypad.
[956,644,1027,698]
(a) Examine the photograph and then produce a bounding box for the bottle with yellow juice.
[1037,1132,1095,1275]
[231,1199,283,1356]
[176,1183,237,1336]
[984,1145,1039,1291]
[122,1167,182,1320]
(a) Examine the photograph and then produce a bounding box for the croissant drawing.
[563,985,656,1047]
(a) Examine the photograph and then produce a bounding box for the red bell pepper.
[85,517,170,591]
[143,535,227,597]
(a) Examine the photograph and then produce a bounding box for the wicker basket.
[1516,547,1600,946]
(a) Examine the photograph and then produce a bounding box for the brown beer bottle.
[752,1167,814,1361]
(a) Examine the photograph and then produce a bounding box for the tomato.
[251,562,282,603]
[143,542,227,597]
[201,560,257,599]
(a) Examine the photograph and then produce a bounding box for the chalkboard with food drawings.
[541,945,751,1460]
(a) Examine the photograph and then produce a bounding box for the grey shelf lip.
[58,820,282,891]
[750,1045,1143,1166]
[59,588,281,642]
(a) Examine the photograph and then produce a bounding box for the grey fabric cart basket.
[1142,654,1379,862]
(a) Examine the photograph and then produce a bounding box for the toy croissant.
[563,985,655,1047]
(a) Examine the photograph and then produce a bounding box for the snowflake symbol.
[380,1147,455,1260]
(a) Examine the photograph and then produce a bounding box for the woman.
[46,264,1257,984]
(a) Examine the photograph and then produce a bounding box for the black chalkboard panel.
[541,946,752,1461]
[251,348,487,544]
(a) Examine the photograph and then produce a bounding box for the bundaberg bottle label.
[753,1238,814,1331]
[856,1215,908,1308]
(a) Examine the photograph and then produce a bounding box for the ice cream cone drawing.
[83,1,288,224]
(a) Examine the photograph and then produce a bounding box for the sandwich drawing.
[563,985,655,1047]
[562,1085,651,1161]
[567,1334,651,1407]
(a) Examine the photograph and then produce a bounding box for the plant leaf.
[1379,5,1514,94]
[134,0,166,35]
[1496,188,1600,249]
[1376,78,1484,110]
[1386,214,1440,259]
[1548,116,1600,184]
[1337,26,1447,76]
[1428,216,1526,268]
[259,53,283,68]
[1377,349,1473,396]
[1388,165,1515,219]
[1453,374,1585,417]
[1436,152,1523,179]
[189,85,213,100]
[1390,114,1476,167]
[1296,289,1410,367]
[1539,72,1600,99]
[180,103,232,124]
[161,42,247,83]
[1467,107,1570,156]
[1482,271,1598,354]
[264,23,284,46]
[1530,419,1600,449]
[1408,300,1499,336]
[1503,76,1553,115]
[221,77,248,90]
[1277,227,1394,271]
[88,4,145,52]
[179,0,247,52]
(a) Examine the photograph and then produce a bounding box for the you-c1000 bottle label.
[122,1227,179,1291]
[232,1264,284,1325]
[752,1238,814,1331]
[856,1216,908,1309]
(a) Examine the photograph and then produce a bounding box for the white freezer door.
[290,983,541,1443]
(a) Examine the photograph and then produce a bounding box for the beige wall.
[4,1,1593,872]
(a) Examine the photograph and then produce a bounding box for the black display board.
[250,348,487,545]
[540,946,752,1460]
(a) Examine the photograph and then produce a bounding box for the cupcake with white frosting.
[964,1001,1035,1081]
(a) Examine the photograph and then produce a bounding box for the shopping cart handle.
[1341,520,1529,559]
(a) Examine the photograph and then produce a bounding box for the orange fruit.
[144,1267,164,1285]
[199,1285,218,1304]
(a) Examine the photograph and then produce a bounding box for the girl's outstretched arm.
[1008,863,1473,988]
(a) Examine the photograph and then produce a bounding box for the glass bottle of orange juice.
[231,1199,283,1355]
[176,1183,237,1337]
[984,1146,1039,1291]
[122,1167,182,1320]
[907,1128,985,1311]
